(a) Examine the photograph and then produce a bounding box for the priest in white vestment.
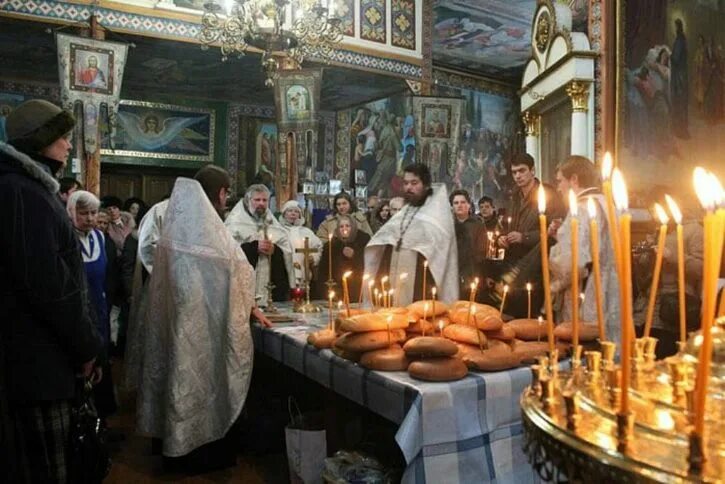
[278,200,322,287]
[225,184,295,303]
[365,163,459,305]
[549,156,620,344]
[136,176,256,458]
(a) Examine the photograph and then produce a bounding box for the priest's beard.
[405,187,433,207]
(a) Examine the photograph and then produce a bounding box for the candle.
[467,283,476,326]
[499,284,509,316]
[327,234,333,281]
[665,195,687,343]
[587,197,606,341]
[507,216,512,231]
[438,320,444,337]
[526,282,533,319]
[422,259,428,299]
[644,203,669,338]
[367,279,375,310]
[472,306,484,352]
[538,185,556,356]
[386,314,392,347]
[601,153,622,275]
[381,275,389,308]
[612,169,633,416]
[431,286,437,319]
[396,273,408,306]
[537,316,543,343]
[569,189,580,350]
[342,271,352,317]
[422,302,429,337]
[388,289,395,308]
[359,273,370,305]
[327,290,335,330]
[692,168,720,438]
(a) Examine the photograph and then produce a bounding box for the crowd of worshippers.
[1,100,709,482]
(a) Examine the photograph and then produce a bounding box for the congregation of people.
[1,100,710,483]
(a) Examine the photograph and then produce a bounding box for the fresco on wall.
[433,0,588,81]
[347,87,521,205]
[621,0,725,197]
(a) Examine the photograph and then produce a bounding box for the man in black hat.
[0,99,103,483]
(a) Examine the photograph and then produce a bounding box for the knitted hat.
[5,100,75,152]
[281,200,301,214]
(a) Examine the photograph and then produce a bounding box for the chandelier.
[199,0,344,86]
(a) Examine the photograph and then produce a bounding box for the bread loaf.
[335,329,407,353]
[508,318,549,341]
[408,357,468,381]
[338,312,410,332]
[331,344,362,362]
[485,325,516,342]
[448,304,503,330]
[462,349,521,371]
[403,336,458,357]
[511,340,569,362]
[442,324,488,346]
[307,328,337,349]
[359,345,410,371]
[407,300,449,318]
[554,321,600,342]
[406,318,437,334]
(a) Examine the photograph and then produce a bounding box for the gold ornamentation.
[522,111,540,137]
[566,81,590,112]
[535,11,551,53]
[365,7,382,25]
[395,14,411,32]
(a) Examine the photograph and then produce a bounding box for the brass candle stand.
[521,317,725,482]
[294,237,321,313]
[264,280,278,313]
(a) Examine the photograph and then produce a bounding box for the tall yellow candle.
[665,195,686,342]
[613,169,632,415]
[380,275,389,308]
[359,273,370,305]
[396,273,408,306]
[327,290,335,330]
[367,279,375,310]
[431,286,437,320]
[587,197,606,341]
[644,204,669,337]
[342,271,352,317]
[499,284,509,316]
[526,282,532,319]
[422,302,429,337]
[388,289,395,308]
[466,283,476,326]
[386,315,393,347]
[422,259,428,300]
[538,185,556,355]
[327,234,333,281]
[472,306,484,352]
[601,153,622,275]
[569,189,580,349]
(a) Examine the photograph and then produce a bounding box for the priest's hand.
[497,235,510,248]
[506,231,523,245]
[258,239,274,256]
[342,247,355,258]
[252,307,273,328]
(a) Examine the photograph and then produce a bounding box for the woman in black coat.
[316,214,371,299]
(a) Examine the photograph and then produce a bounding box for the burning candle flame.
[538,184,547,214]
[709,172,723,206]
[654,203,669,225]
[431,287,437,297]
[399,273,408,281]
[503,284,509,294]
[343,270,353,279]
[601,152,613,181]
[362,273,370,282]
[526,282,532,292]
[328,290,335,300]
[569,189,578,217]
[381,275,389,284]
[587,197,597,219]
[664,194,682,225]
[368,279,375,288]
[693,167,714,210]
[611,168,628,211]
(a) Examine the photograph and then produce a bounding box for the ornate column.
[566,80,591,156]
[522,110,540,169]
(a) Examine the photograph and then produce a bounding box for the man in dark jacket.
[0,100,102,483]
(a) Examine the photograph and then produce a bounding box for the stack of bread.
[334,310,413,370]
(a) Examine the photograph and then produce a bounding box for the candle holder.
[295,281,322,313]
[265,280,278,313]
[325,278,337,292]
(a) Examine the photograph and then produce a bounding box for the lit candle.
[472,305,484,352]
[526,282,533,319]
[643,203,669,338]
[431,286,437,319]
[665,195,686,343]
[538,185,556,357]
[396,273,408,306]
[327,234,333,281]
[438,320,444,337]
[467,282,476,326]
[359,273,370,305]
[422,302,429,337]
[388,289,395,308]
[601,153,622,275]
[507,216,512,231]
[381,275,389,308]
[587,197,606,341]
[612,169,633,416]
[342,270,352,317]
[569,189,580,350]
[422,259,428,299]
[327,290,335,331]
[469,281,477,305]
[537,316,543,343]
[499,284,509,316]
[367,279,375,310]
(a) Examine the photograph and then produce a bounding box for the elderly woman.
[67,190,117,418]
[279,200,322,288]
[316,191,372,240]
[316,214,371,299]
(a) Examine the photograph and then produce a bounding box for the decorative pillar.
[522,110,540,167]
[566,81,591,156]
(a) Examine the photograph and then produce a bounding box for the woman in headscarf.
[316,191,373,240]
[278,200,322,289]
[316,214,371,299]
[67,190,118,419]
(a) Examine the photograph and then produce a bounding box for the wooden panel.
[540,99,572,184]
[144,175,177,206]
[99,173,142,200]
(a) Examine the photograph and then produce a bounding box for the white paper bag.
[285,398,326,484]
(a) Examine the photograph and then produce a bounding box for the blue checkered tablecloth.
[252,305,537,483]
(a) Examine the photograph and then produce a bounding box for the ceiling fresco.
[433,0,589,82]
[0,17,406,110]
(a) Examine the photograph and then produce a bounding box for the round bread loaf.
[449,306,503,330]
[407,300,449,318]
[407,318,437,334]
[508,318,549,341]
[331,344,362,362]
[408,357,468,381]
[307,329,337,349]
[339,312,410,333]
[463,349,521,371]
[359,344,410,371]
[403,336,458,357]
[442,324,488,346]
[335,329,407,353]
[511,340,570,362]
[553,321,600,342]
[377,307,410,315]
[485,325,516,342]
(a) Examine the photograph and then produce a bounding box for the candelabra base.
[295,301,322,313]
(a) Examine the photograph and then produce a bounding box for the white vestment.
[225,201,295,301]
[279,216,322,286]
[365,184,459,304]
[136,178,255,457]
[549,191,621,345]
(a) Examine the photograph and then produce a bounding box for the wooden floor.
[104,361,289,484]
